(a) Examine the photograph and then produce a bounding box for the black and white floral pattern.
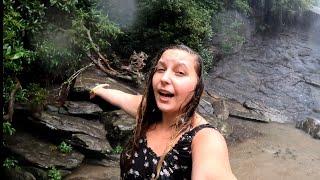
[121,124,216,180]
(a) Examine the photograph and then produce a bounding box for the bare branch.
[86,29,119,74]
[58,63,95,98]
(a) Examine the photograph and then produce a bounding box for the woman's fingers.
[89,83,109,99]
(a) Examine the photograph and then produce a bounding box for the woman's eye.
[177,71,185,75]
[156,68,165,72]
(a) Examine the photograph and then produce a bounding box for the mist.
[98,0,137,29]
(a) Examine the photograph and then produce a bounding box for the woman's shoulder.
[191,113,226,148]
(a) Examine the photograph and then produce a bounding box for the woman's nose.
[160,71,171,84]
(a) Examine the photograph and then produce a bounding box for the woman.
[90,45,237,180]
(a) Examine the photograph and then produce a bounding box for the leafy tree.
[3,1,122,170]
[3,0,122,112]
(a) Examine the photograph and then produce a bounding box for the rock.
[197,98,214,115]
[296,117,320,139]
[22,166,48,180]
[64,163,120,180]
[206,30,320,123]
[200,114,233,138]
[5,132,84,169]
[30,111,106,139]
[212,99,229,120]
[63,101,103,119]
[45,104,59,112]
[84,155,120,167]
[70,66,140,102]
[244,100,287,122]
[4,168,36,180]
[28,111,111,154]
[22,166,72,180]
[226,99,270,122]
[101,110,135,147]
[71,133,113,154]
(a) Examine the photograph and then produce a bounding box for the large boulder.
[69,66,142,111]
[5,132,85,169]
[28,111,113,155]
[63,101,103,119]
[101,110,136,147]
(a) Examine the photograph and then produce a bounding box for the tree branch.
[85,29,119,74]
[3,78,22,122]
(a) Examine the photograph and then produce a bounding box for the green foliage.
[112,144,123,154]
[3,0,122,108]
[3,121,16,146]
[58,141,73,154]
[197,45,213,73]
[3,122,16,136]
[3,158,18,169]
[121,0,217,72]
[48,166,62,180]
[33,0,122,79]
[230,0,250,14]
[3,0,36,75]
[137,0,213,48]
[25,83,49,105]
[3,78,27,105]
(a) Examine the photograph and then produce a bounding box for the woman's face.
[152,49,199,115]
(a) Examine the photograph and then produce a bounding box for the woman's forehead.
[159,49,197,64]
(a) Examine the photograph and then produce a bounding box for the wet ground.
[228,118,320,180]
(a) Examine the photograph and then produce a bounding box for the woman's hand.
[89,84,109,99]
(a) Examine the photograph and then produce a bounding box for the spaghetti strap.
[188,124,218,137]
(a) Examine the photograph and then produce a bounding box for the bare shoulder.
[192,114,224,144]
[192,114,227,153]
[191,115,237,179]
[192,124,226,149]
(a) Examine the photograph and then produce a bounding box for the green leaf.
[11,52,25,60]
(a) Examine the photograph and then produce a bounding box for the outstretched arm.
[192,127,237,180]
[90,84,142,118]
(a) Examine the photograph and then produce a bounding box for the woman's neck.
[160,112,180,129]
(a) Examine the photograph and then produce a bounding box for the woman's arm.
[91,84,142,118]
[191,127,237,180]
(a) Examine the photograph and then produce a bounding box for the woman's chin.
[157,104,176,114]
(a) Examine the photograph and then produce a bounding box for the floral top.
[120,124,217,180]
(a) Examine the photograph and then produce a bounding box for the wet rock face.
[207,28,320,123]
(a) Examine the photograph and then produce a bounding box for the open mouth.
[159,91,174,98]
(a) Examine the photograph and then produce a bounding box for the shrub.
[112,144,123,154]
[48,166,62,180]
[3,158,18,169]
[58,141,73,154]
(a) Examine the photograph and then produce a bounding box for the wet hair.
[120,44,205,178]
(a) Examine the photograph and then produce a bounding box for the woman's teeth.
[159,92,174,97]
